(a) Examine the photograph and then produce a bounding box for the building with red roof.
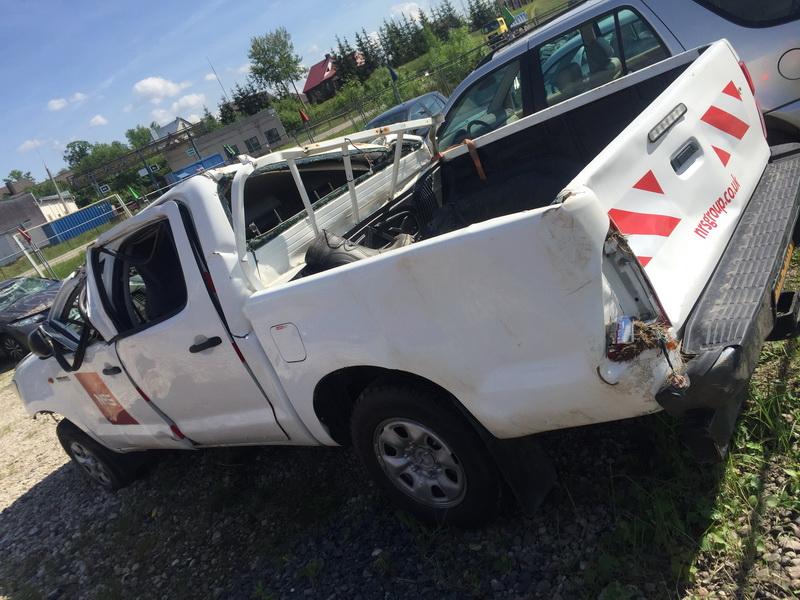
[303,55,338,104]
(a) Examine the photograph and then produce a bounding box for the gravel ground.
[0,357,798,600]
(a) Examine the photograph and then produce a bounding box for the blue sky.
[0,0,443,182]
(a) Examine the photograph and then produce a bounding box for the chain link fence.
[0,195,146,280]
[283,45,488,146]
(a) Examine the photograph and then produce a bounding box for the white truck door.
[44,276,187,451]
[89,202,288,446]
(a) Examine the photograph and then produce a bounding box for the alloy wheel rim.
[3,337,25,361]
[373,418,466,508]
[69,441,113,487]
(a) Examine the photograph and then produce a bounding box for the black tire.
[56,419,141,491]
[351,381,499,526]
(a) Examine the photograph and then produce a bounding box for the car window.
[422,94,446,114]
[616,8,669,73]
[368,107,408,129]
[692,0,800,27]
[407,99,433,120]
[539,8,668,108]
[95,220,187,335]
[539,16,625,107]
[438,59,523,148]
[54,282,87,339]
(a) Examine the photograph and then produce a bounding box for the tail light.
[740,60,767,139]
[602,228,670,360]
[739,60,755,95]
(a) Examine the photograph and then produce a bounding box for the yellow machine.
[481,17,508,45]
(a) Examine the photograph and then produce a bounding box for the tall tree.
[355,29,380,76]
[218,100,238,125]
[5,169,34,183]
[468,0,496,30]
[333,36,359,84]
[201,106,221,131]
[125,125,154,149]
[232,82,272,116]
[248,27,306,97]
[63,141,92,169]
[432,0,464,38]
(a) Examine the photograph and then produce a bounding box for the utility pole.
[290,79,309,110]
[43,161,70,213]
[207,56,231,104]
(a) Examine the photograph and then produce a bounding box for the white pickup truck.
[14,40,800,525]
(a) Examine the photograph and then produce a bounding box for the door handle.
[102,366,122,376]
[189,336,222,354]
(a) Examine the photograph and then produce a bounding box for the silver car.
[437,0,800,147]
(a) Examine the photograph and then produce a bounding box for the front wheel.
[56,419,141,491]
[1,335,27,363]
[351,382,499,526]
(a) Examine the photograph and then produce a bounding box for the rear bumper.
[656,145,800,458]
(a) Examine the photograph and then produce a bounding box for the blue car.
[367,92,448,136]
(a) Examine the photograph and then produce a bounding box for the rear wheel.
[1,335,27,363]
[56,419,141,491]
[351,382,499,526]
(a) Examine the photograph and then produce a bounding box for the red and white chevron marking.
[702,80,750,142]
[607,169,679,267]
[605,81,751,268]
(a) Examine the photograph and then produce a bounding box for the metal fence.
[0,195,141,280]
[283,45,488,147]
[43,201,116,244]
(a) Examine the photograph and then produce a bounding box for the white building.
[37,192,78,221]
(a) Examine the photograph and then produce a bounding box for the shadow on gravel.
[0,356,20,375]
[0,412,726,600]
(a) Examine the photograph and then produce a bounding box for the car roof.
[367,91,446,126]
[442,0,606,112]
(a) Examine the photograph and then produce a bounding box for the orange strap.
[464,139,487,181]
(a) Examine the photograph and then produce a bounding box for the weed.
[299,557,324,586]
[253,581,274,600]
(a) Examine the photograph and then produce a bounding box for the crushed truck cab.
[14,40,800,524]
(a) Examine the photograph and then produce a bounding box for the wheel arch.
[312,366,482,447]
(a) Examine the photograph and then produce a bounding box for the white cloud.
[236,63,250,74]
[171,93,206,114]
[204,72,217,81]
[18,139,43,152]
[133,76,191,104]
[150,92,207,125]
[47,98,68,111]
[151,108,172,125]
[391,2,421,20]
[89,114,109,126]
[307,44,320,55]
[48,92,89,111]
[122,104,133,113]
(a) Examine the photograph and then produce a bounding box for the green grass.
[0,222,114,280]
[577,256,800,597]
[50,253,86,279]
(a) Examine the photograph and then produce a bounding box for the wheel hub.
[373,418,466,508]
[69,441,113,487]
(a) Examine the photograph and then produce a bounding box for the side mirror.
[28,327,53,360]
